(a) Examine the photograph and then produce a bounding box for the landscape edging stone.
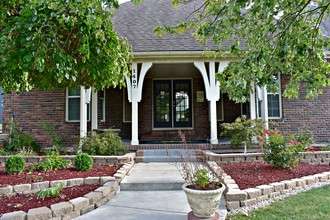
[0,156,135,220]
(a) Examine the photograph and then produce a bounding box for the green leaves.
[154,0,330,102]
[0,0,132,93]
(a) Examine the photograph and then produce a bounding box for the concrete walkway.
[74,163,227,220]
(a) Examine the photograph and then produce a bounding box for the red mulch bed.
[0,165,120,186]
[221,162,330,190]
[0,184,100,215]
[0,165,120,216]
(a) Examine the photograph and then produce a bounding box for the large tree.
[0,0,132,93]
[136,0,330,102]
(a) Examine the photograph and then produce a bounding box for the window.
[123,89,132,122]
[257,75,281,119]
[100,90,105,122]
[66,87,90,122]
[216,94,224,121]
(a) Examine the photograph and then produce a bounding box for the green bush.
[36,183,63,200]
[5,121,40,152]
[5,155,25,174]
[296,125,314,148]
[75,153,93,171]
[260,130,301,169]
[81,131,127,155]
[221,115,265,149]
[38,151,70,171]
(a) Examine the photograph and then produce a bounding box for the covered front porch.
[79,53,270,146]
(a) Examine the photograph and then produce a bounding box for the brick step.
[136,149,202,163]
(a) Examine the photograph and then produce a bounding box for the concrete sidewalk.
[74,163,227,220]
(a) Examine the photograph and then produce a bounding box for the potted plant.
[174,130,225,219]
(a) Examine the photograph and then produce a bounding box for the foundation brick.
[240,198,257,207]
[281,180,297,189]
[27,207,52,220]
[0,186,13,195]
[70,197,90,211]
[67,178,84,187]
[257,195,269,202]
[13,184,31,193]
[269,182,285,192]
[0,211,26,220]
[244,188,261,199]
[95,186,112,197]
[225,189,247,201]
[80,204,95,215]
[62,210,80,220]
[31,181,49,191]
[84,192,103,204]
[256,185,274,195]
[51,202,73,217]
[226,201,240,210]
[84,177,100,185]
[100,176,115,185]
[50,180,67,188]
[269,192,281,198]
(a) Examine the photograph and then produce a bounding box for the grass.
[229,184,330,220]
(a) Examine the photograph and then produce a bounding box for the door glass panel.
[175,83,189,123]
[154,81,171,127]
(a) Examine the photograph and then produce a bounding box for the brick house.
[3,0,330,148]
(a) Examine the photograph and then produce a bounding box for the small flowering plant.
[259,129,303,169]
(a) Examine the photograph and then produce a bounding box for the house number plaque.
[132,68,137,89]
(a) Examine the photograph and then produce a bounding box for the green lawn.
[229,184,330,220]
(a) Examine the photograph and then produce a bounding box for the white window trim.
[100,90,106,122]
[66,87,91,122]
[123,89,132,123]
[257,75,282,120]
[267,75,282,119]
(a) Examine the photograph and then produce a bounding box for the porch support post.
[128,62,153,145]
[249,83,256,120]
[194,61,229,144]
[261,86,269,129]
[91,87,98,132]
[79,86,87,148]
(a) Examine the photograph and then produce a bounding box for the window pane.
[268,94,280,117]
[68,87,80,96]
[68,98,80,120]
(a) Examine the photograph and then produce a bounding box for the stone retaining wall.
[0,155,135,220]
[205,151,330,166]
[0,153,136,166]
[206,152,330,211]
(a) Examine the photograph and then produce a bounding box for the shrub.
[5,121,40,152]
[296,125,314,148]
[5,155,25,174]
[221,115,265,149]
[38,151,70,171]
[75,153,93,171]
[38,121,66,153]
[81,131,127,155]
[36,183,63,200]
[260,129,301,169]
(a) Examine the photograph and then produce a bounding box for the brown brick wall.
[3,89,79,147]
[272,75,330,143]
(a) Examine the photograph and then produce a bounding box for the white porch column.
[79,86,87,147]
[249,83,256,120]
[91,88,98,132]
[194,61,229,144]
[261,86,269,129]
[127,62,153,145]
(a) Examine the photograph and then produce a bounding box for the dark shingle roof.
[113,0,219,52]
[113,0,330,54]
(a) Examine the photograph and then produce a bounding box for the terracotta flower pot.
[182,183,225,219]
